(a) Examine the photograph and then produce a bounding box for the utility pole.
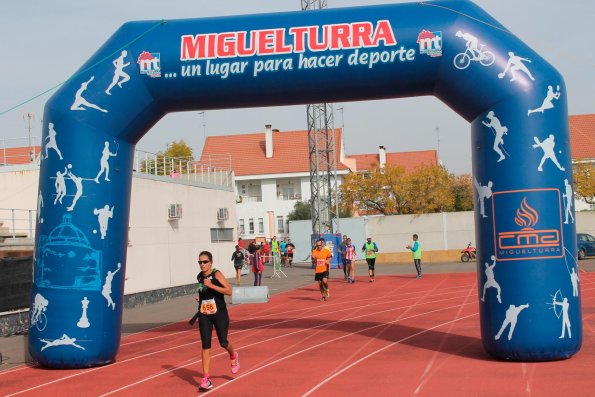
[23,112,35,162]
[301,0,339,236]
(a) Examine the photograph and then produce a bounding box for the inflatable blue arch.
[31,0,581,367]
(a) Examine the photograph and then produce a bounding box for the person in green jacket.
[406,234,422,279]
[362,237,379,283]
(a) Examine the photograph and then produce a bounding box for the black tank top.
[197,269,227,310]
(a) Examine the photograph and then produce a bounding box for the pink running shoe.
[199,377,213,391]
[231,352,240,374]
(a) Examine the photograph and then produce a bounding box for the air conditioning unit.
[217,207,229,221]
[168,203,182,219]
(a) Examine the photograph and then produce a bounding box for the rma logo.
[492,189,563,261]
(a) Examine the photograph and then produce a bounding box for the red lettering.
[352,22,374,47]
[308,26,328,51]
[258,29,276,54]
[207,34,217,58]
[218,32,237,57]
[237,31,257,57]
[275,29,293,54]
[330,24,351,49]
[180,35,207,60]
[373,20,397,46]
[289,26,309,52]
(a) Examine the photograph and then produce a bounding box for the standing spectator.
[406,234,423,279]
[195,251,240,391]
[362,237,379,283]
[263,239,271,264]
[338,235,348,280]
[312,238,332,301]
[252,246,264,286]
[286,239,296,268]
[231,245,245,285]
[280,238,288,267]
[345,238,357,283]
[271,236,280,269]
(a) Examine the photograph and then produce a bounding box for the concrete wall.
[0,166,237,295]
[290,210,595,264]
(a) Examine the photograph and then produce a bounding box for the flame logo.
[514,197,539,229]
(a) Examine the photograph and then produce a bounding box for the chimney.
[378,145,386,169]
[265,124,273,158]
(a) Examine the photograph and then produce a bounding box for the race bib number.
[200,298,217,315]
[316,258,327,273]
[367,250,374,256]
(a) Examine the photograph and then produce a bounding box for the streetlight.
[23,112,35,162]
[198,111,206,143]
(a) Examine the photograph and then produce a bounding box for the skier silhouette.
[495,304,529,341]
[481,255,502,303]
[105,50,131,95]
[532,134,565,171]
[528,85,561,116]
[70,76,108,113]
[482,111,508,162]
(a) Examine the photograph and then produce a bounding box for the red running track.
[2,271,595,396]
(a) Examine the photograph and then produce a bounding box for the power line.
[0,19,167,117]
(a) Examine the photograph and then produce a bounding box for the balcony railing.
[133,150,233,188]
[237,195,262,203]
[277,193,302,201]
[0,208,36,245]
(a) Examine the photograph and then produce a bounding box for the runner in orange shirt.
[312,238,332,301]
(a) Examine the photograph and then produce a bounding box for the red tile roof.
[569,114,595,160]
[0,146,41,165]
[201,129,347,177]
[348,150,438,173]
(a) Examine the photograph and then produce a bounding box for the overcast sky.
[1,0,593,174]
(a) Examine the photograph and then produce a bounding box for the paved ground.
[1,258,594,370]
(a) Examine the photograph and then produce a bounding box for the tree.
[141,140,194,175]
[402,164,455,214]
[288,201,312,221]
[340,164,399,215]
[573,162,595,205]
[452,174,474,211]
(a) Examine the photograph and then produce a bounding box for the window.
[258,218,264,234]
[277,216,285,233]
[239,219,245,235]
[210,228,234,242]
[249,218,254,234]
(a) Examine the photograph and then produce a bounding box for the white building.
[200,125,438,240]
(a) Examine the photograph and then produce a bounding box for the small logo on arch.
[417,30,442,57]
[492,188,563,261]
[137,51,161,78]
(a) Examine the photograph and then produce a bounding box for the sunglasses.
[198,260,210,264]
[316,244,322,247]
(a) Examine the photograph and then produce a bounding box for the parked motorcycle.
[461,242,477,262]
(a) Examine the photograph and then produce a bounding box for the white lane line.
[414,281,477,394]
[301,312,479,397]
[99,296,477,396]
[4,289,474,396]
